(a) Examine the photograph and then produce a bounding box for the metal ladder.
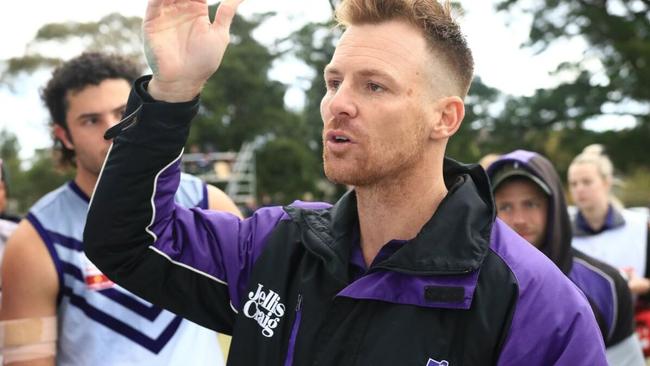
[225,136,266,206]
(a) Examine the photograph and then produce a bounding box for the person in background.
[0,159,19,304]
[83,0,606,365]
[0,160,20,224]
[488,149,644,365]
[478,153,500,170]
[0,52,241,365]
[568,144,650,356]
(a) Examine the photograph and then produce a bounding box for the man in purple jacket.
[83,0,607,364]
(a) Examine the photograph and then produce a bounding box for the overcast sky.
[0,1,590,161]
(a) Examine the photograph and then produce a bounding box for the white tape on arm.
[0,316,57,363]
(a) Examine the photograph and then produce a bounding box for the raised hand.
[143,0,245,102]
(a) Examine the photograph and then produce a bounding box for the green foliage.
[0,131,73,215]
[1,13,145,84]
[190,9,305,152]
[285,20,340,154]
[255,138,318,204]
[2,6,326,207]
[491,0,650,206]
[11,150,73,214]
[619,168,650,208]
[446,77,502,163]
[281,20,344,199]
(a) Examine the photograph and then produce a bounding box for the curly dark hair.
[40,52,142,166]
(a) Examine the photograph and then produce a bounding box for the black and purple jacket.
[84,77,606,366]
[488,150,638,354]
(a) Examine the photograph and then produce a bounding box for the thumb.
[214,0,245,31]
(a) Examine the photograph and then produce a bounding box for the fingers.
[213,0,245,31]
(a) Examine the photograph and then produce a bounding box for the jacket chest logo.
[426,359,449,366]
[243,284,286,337]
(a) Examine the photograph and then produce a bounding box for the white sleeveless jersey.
[572,209,649,277]
[27,174,224,366]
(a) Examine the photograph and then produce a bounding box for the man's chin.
[325,168,377,188]
[325,165,358,186]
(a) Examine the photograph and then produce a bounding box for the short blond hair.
[335,0,474,96]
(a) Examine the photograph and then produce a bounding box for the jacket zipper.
[283,294,303,366]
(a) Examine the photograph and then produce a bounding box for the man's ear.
[430,96,465,140]
[53,124,74,150]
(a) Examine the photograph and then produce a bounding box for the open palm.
[143,0,243,95]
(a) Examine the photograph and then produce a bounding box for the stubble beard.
[76,148,109,179]
[323,137,427,188]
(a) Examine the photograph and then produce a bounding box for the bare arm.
[207,184,243,219]
[1,221,58,366]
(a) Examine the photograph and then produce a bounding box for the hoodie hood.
[487,150,573,274]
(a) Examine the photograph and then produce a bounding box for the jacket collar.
[288,158,495,277]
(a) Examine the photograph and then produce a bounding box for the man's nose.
[511,209,527,225]
[327,83,358,120]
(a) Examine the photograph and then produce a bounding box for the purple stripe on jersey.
[68,180,90,203]
[490,219,607,365]
[337,269,479,309]
[569,258,615,338]
[26,213,64,305]
[99,289,164,321]
[61,259,84,281]
[49,231,84,251]
[60,259,165,320]
[63,285,182,354]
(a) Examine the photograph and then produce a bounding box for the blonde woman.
[569,144,650,294]
[569,145,650,356]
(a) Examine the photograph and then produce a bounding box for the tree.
[446,77,502,163]
[256,138,318,203]
[1,13,144,84]
[189,8,306,152]
[0,131,72,214]
[277,20,350,201]
[2,6,329,206]
[494,0,650,181]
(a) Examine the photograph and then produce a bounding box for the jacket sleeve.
[83,76,286,334]
[496,279,608,365]
[491,222,608,366]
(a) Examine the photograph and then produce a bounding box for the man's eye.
[368,83,384,92]
[326,80,341,91]
[524,201,540,209]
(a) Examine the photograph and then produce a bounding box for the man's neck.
[355,166,447,267]
[74,169,98,199]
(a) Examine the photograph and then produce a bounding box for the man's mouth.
[326,130,353,144]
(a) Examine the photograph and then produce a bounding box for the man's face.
[320,20,440,187]
[494,178,549,248]
[62,79,130,177]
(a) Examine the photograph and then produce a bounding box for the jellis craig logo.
[243,284,286,337]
